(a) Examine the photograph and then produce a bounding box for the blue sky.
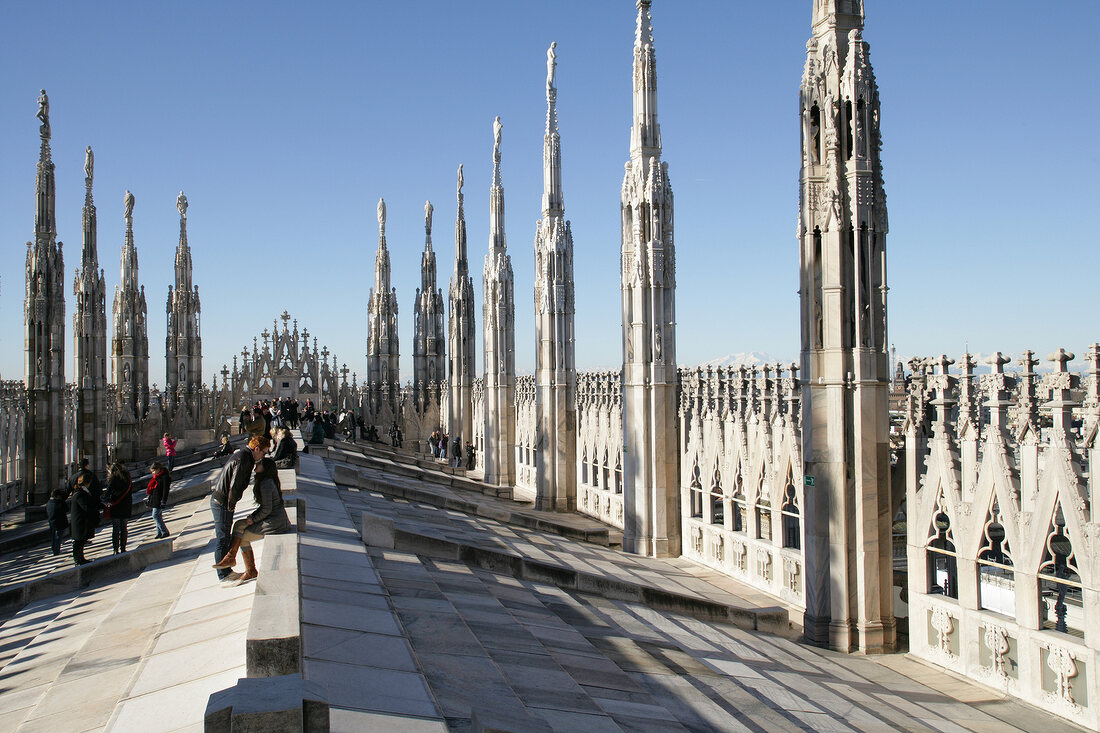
[1,1,1097,385]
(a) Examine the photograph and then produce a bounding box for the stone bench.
[246,532,300,678]
[204,674,328,733]
[204,497,330,731]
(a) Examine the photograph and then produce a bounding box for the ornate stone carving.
[929,607,954,659]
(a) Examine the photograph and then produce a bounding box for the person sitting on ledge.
[213,435,232,459]
[272,427,298,469]
[212,457,291,585]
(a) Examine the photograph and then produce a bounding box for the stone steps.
[371,544,793,732]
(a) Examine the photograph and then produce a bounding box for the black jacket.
[146,471,171,508]
[45,497,69,531]
[103,475,133,519]
[211,448,255,510]
[69,487,98,541]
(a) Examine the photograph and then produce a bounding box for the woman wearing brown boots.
[212,457,291,584]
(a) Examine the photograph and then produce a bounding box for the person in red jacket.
[163,433,178,474]
[147,462,172,539]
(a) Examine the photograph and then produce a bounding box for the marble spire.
[413,200,446,405]
[448,166,476,445]
[166,191,202,426]
[73,145,108,470]
[483,116,516,486]
[112,187,150,433]
[533,42,577,512]
[620,0,678,557]
[799,0,894,654]
[367,196,400,417]
[25,89,67,503]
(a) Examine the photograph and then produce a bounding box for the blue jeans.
[51,529,64,555]
[151,507,169,536]
[166,456,175,474]
[211,497,232,580]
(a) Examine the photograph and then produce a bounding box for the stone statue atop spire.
[377,197,386,236]
[123,190,135,224]
[84,146,94,184]
[37,89,50,140]
[424,199,433,235]
[546,41,557,90]
[177,191,188,220]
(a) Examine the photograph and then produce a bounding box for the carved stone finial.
[986,352,1011,373]
[1047,348,1075,373]
[457,164,464,199]
[123,190,135,222]
[177,191,188,220]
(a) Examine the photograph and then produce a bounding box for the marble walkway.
[0,442,1088,732]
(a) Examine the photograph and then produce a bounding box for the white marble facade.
[905,347,1100,728]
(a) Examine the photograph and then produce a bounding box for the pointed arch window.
[756,490,772,542]
[977,502,1014,617]
[689,464,703,519]
[781,474,801,550]
[1038,507,1083,637]
[926,503,958,599]
[709,468,724,526]
[731,471,746,533]
[614,454,623,495]
[581,448,588,486]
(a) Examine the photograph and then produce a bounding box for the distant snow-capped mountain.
[695,352,790,369]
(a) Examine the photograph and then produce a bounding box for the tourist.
[272,427,298,469]
[102,462,133,553]
[162,432,178,474]
[438,431,448,460]
[67,458,101,502]
[466,441,476,470]
[146,462,172,539]
[44,487,68,556]
[451,436,462,467]
[307,418,325,448]
[389,421,400,447]
[428,429,440,457]
[213,435,233,459]
[209,435,268,581]
[69,473,99,565]
[238,406,250,435]
[212,457,291,585]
